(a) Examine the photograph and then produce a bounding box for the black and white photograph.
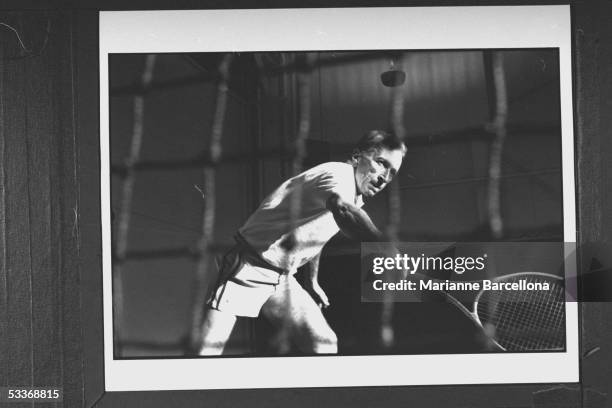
[109,48,569,358]
[2,2,612,407]
[99,7,579,391]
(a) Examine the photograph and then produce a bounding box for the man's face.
[353,147,404,197]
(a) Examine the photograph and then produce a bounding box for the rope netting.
[189,54,233,349]
[113,54,157,353]
[487,52,508,239]
[112,50,509,355]
[273,54,312,353]
[482,51,509,349]
[380,70,407,349]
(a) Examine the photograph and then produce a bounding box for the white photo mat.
[99,6,578,391]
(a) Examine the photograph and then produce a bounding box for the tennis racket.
[442,272,566,352]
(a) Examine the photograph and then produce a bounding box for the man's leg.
[199,308,237,355]
[261,275,337,354]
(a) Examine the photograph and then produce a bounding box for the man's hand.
[305,280,330,309]
[303,252,329,308]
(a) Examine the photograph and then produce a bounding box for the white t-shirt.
[239,162,363,271]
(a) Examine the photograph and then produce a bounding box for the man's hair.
[354,130,407,156]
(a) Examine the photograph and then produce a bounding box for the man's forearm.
[326,194,384,242]
[306,252,321,282]
[303,252,330,307]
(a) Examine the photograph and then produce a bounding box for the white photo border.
[99,6,578,391]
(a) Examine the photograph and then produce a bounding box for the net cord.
[189,54,233,349]
[113,54,157,355]
[380,62,407,349]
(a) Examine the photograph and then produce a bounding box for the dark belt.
[207,234,287,305]
[232,233,286,274]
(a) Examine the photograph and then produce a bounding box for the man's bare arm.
[307,251,322,280]
[326,194,415,283]
[303,252,330,308]
[326,193,384,242]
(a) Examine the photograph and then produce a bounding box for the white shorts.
[208,246,284,317]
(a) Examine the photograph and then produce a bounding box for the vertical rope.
[190,54,233,349]
[288,55,312,246]
[387,83,406,242]
[380,66,407,349]
[482,52,508,349]
[274,54,312,353]
[113,54,156,354]
[487,52,508,239]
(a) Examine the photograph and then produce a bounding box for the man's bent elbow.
[326,194,350,227]
[326,193,344,213]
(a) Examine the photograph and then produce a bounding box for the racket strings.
[477,295,564,333]
[476,275,565,351]
[478,301,564,350]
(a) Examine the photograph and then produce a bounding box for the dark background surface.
[0,1,611,407]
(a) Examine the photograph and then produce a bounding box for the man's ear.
[351,149,361,166]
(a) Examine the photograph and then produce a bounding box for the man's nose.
[376,173,389,186]
[380,169,392,183]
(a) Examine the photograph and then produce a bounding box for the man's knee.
[199,325,228,356]
[199,340,225,356]
[313,330,338,353]
[302,325,338,354]
[198,308,237,356]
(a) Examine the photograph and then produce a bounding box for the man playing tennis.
[199,130,406,355]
